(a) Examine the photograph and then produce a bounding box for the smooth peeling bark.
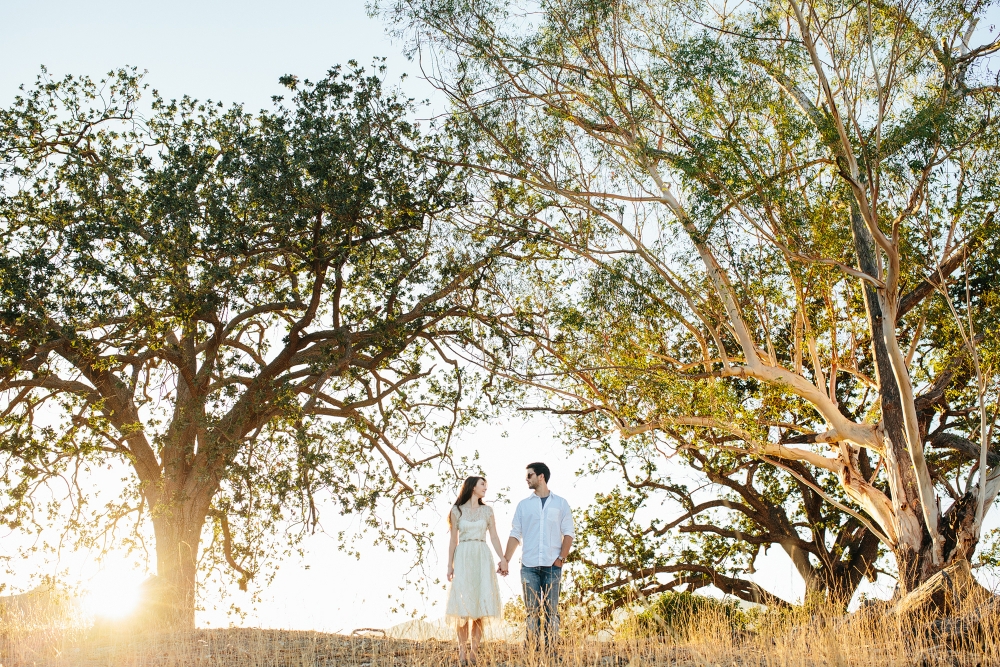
[878,290,945,562]
[848,205,932,592]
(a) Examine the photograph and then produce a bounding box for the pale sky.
[1,1,434,109]
[4,0,970,632]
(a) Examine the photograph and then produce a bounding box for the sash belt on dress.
[462,538,486,542]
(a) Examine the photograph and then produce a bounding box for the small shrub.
[502,598,526,625]
[621,591,748,638]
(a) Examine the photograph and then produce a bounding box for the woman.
[446,476,507,664]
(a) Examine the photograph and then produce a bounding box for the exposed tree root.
[892,560,991,617]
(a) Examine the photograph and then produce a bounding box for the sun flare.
[82,569,144,621]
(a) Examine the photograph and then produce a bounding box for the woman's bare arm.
[488,508,508,573]
[488,509,504,558]
[447,507,460,581]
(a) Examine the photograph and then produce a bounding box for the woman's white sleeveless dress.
[445,504,502,625]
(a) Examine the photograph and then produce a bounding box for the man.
[501,462,574,652]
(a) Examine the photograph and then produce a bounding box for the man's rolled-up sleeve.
[510,502,523,542]
[560,501,575,538]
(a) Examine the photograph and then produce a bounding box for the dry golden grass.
[2,596,998,667]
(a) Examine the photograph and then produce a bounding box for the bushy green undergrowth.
[620,592,749,638]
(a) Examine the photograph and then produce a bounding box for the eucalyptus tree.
[0,65,508,626]
[477,256,882,608]
[393,0,1000,594]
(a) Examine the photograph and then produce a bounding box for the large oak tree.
[0,65,508,626]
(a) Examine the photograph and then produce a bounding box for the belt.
[462,538,486,542]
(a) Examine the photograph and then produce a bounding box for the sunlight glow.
[81,568,145,621]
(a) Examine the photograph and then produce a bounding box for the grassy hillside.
[2,597,998,667]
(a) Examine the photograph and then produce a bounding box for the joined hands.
[496,558,509,576]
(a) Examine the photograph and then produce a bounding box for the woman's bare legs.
[457,621,470,663]
[470,619,484,663]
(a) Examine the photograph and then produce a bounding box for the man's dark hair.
[527,462,551,483]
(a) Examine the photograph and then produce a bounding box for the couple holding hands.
[445,462,574,664]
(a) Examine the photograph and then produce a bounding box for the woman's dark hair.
[527,461,551,483]
[449,476,486,526]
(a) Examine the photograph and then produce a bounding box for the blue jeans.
[521,565,562,650]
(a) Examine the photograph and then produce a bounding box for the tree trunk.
[144,503,209,630]
[849,205,932,593]
[941,492,981,564]
[827,529,881,608]
[784,541,827,602]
